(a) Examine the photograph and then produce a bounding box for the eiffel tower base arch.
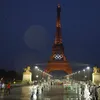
[45,62,72,74]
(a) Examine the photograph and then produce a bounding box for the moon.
[24,25,49,51]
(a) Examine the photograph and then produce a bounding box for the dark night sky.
[0,0,100,72]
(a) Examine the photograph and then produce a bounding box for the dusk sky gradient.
[0,0,100,73]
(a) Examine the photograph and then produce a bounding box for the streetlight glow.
[78,71,80,73]
[35,66,38,69]
[86,66,90,70]
[83,69,85,72]
[36,75,39,78]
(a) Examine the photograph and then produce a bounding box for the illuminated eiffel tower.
[45,4,72,74]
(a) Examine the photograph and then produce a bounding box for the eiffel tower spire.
[55,4,62,44]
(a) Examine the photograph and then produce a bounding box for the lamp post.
[33,66,39,80]
[74,72,77,81]
[85,75,87,81]
[36,75,39,83]
[78,71,80,81]
[75,72,77,82]
[73,73,75,81]
[86,66,90,81]
[83,69,85,81]
[39,69,43,81]
[35,66,38,69]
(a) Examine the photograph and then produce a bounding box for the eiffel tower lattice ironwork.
[45,4,72,74]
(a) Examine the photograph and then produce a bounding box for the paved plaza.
[0,85,84,100]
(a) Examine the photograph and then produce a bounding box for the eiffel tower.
[45,4,72,74]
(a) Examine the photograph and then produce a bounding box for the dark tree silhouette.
[0,69,7,78]
[0,69,22,82]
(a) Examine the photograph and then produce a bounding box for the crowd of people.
[0,81,11,95]
[63,80,100,100]
[29,80,100,100]
[79,82,100,100]
[29,81,53,99]
[0,80,100,100]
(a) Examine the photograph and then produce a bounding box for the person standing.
[1,83,5,93]
[41,86,43,92]
[95,86,98,100]
[81,84,84,96]
[97,84,100,100]
[94,85,100,100]
[30,85,34,98]
[91,85,98,100]
[84,84,91,100]
[6,83,11,94]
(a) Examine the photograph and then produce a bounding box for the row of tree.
[0,69,22,82]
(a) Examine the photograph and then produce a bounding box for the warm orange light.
[58,4,60,8]
[45,4,72,74]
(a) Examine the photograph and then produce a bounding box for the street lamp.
[78,71,80,81]
[33,66,39,80]
[86,66,90,81]
[83,69,85,81]
[35,66,38,69]
[78,71,80,73]
[85,75,87,81]
[86,66,90,70]
[36,75,39,78]
[83,69,85,72]
[36,75,39,83]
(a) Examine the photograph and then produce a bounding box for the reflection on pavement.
[0,85,84,100]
